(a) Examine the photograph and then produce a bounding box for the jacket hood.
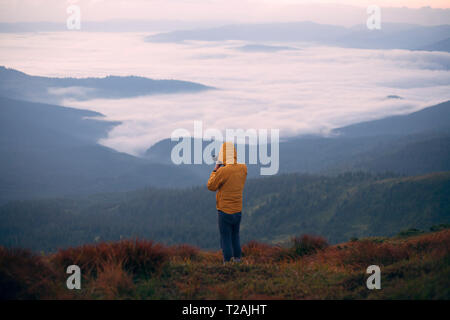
[218,142,237,165]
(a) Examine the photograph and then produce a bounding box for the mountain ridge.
[145,21,450,52]
[0,66,214,104]
[0,96,204,203]
[145,100,450,177]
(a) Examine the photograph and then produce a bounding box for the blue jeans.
[218,210,242,262]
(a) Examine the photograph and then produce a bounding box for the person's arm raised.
[207,165,225,191]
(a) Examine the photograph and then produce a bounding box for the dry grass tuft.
[90,259,135,299]
[0,247,62,299]
[51,239,169,278]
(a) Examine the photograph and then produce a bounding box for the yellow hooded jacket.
[207,142,247,214]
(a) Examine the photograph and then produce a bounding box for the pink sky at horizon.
[271,0,450,8]
[0,0,449,24]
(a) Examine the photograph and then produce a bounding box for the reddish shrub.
[52,239,169,278]
[91,260,135,299]
[338,240,410,267]
[291,234,329,257]
[117,240,168,276]
[339,230,450,268]
[312,230,450,270]
[407,229,450,254]
[0,246,60,299]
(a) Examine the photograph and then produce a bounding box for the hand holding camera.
[212,154,224,171]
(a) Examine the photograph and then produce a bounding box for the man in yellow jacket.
[207,142,247,263]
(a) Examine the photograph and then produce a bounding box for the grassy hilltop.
[1,227,449,300]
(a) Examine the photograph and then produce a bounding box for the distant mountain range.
[1,92,449,204]
[146,22,450,52]
[145,100,450,177]
[0,66,213,104]
[0,66,449,204]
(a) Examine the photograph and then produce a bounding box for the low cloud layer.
[1,32,449,155]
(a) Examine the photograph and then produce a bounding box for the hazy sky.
[0,0,449,26]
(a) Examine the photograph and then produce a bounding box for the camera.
[212,154,224,167]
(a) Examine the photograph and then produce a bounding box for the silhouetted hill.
[418,37,450,52]
[0,97,203,203]
[0,66,213,104]
[146,22,450,52]
[338,24,450,50]
[338,133,450,175]
[332,100,450,137]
